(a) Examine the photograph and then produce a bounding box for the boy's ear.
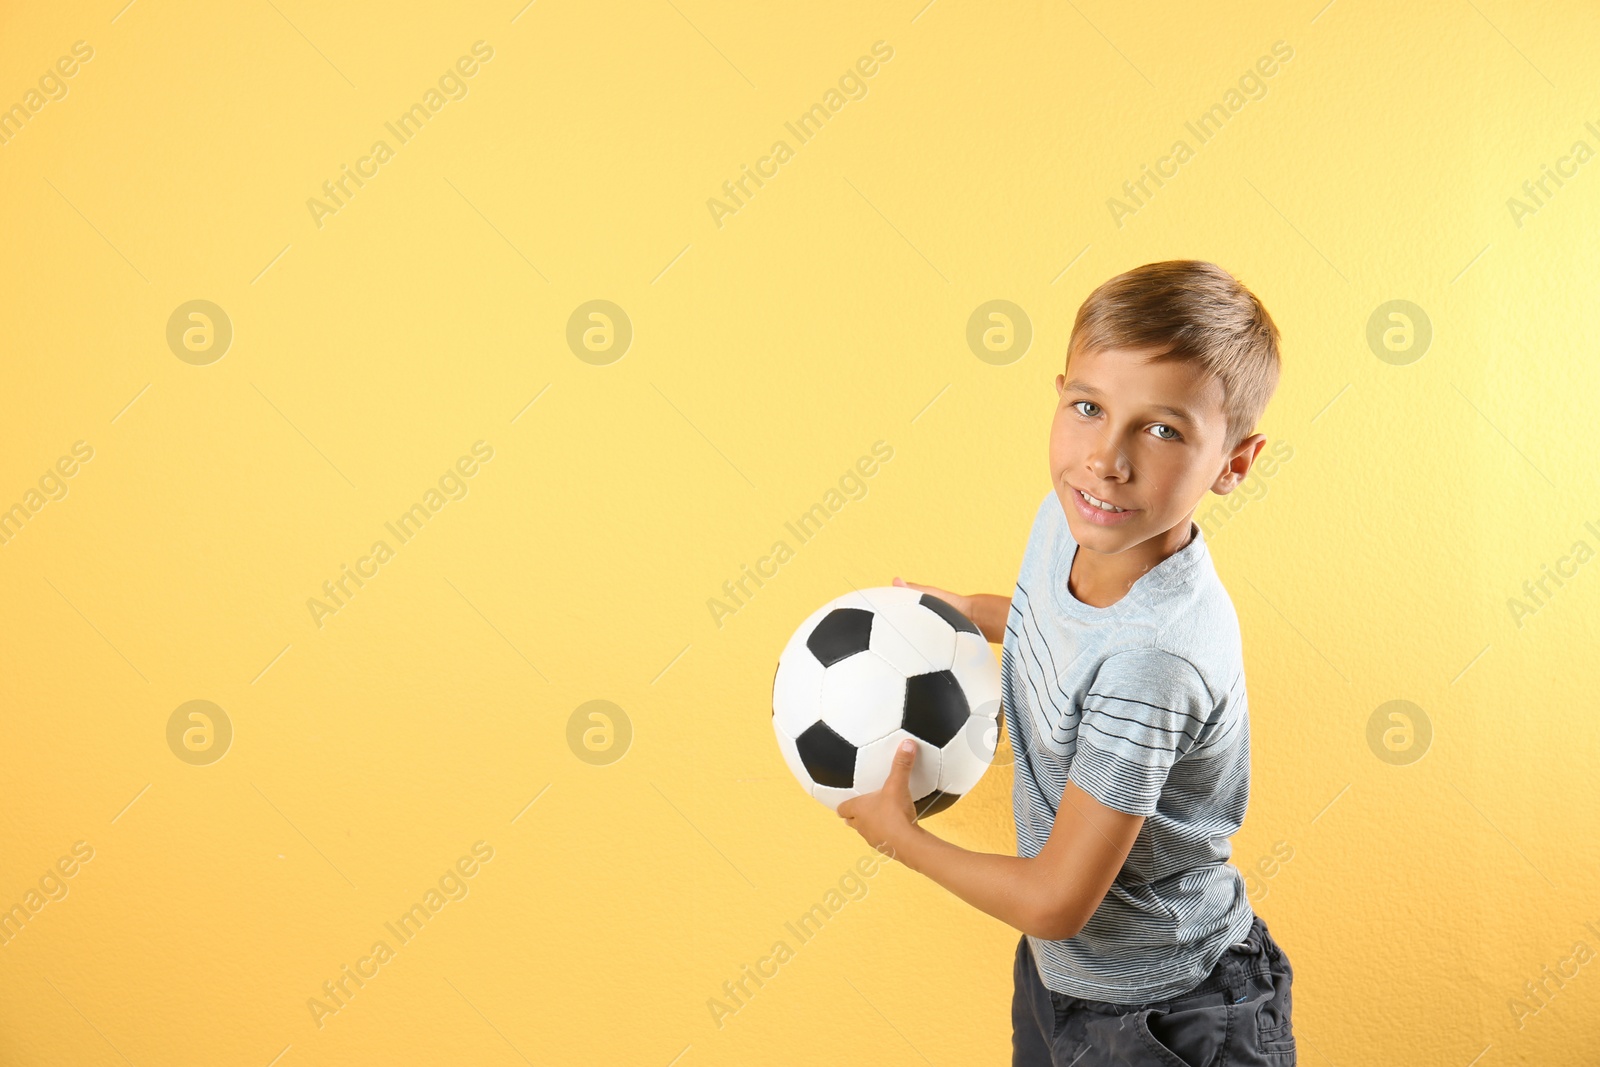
[1212,433,1266,493]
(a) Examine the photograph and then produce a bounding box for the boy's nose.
[1084,439,1131,480]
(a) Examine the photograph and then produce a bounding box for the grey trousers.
[1012,913,1296,1066]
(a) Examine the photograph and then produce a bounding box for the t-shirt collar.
[1050,517,1206,619]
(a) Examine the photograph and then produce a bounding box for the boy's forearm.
[967,593,1012,644]
[888,823,1059,940]
[877,592,1038,933]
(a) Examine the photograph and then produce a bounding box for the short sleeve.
[1067,648,1213,816]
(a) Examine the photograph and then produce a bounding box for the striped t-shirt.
[1001,489,1255,1002]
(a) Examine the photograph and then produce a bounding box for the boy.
[836,261,1296,1066]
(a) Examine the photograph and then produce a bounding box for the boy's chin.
[1061,505,1122,548]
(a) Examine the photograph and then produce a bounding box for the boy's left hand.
[836,739,919,859]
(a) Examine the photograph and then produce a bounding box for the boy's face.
[1050,346,1265,556]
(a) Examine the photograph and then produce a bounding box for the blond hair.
[1067,260,1281,452]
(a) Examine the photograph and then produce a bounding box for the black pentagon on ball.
[807,608,874,667]
[902,670,970,747]
[795,720,858,789]
[918,593,981,636]
[915,790,961,818]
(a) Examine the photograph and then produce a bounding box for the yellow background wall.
[2,0,1596,1063]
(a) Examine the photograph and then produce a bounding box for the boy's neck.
[1068,515,1197,609]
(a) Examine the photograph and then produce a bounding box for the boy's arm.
[966,593,1012,645]
[895,778,1144,940]
[841,742,1144,941]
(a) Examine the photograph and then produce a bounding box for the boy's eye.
[1072,401,1182,442]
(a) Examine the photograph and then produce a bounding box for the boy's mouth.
[1069,485,1139,526]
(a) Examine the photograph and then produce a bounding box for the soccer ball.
[771,585,1002,816]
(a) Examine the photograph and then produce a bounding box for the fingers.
[883,738,916,793]
[896,578,962,607]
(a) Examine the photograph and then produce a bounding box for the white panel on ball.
[812,783,860,811]
[869,602,958,676]
[817,653,906,747]
[774,727,811,786]
[772,650,827,738]
[942,715,998,795]
[952,630,1002,715]
[855,729,940,800]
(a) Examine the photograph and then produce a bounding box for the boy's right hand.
[892,577,972,619]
